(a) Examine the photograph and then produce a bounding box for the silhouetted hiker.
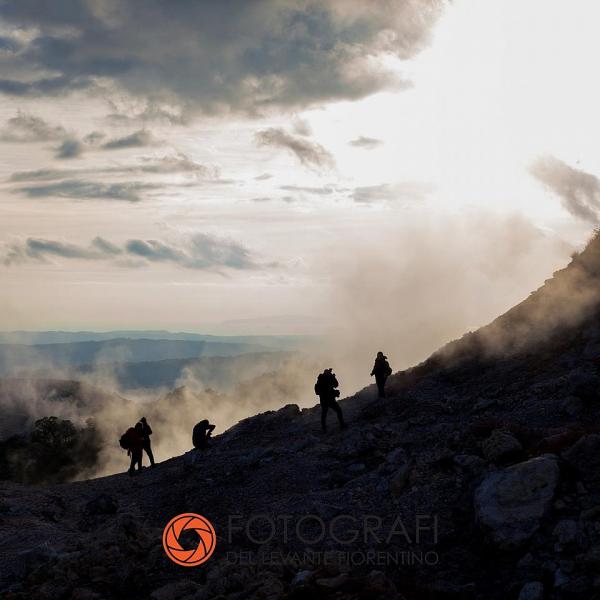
[138,417,155,467]
[371,351,392,398]
[315,368,346,432]
[192,419,216,449]
[119,423,143,476]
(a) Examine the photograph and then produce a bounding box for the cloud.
[56,137,84,159]
[529,155,600,224]
[102,129,155,150]
[0,111,67,142]
[349,136,383,149]
[10,153,217,182]
[255,127,335,170]
[280,184,335,195]
[254,173,273,181]
[16,179,154,202]
[3,233,266,271]
[291,116,312,136]
[0,1,444,114]
[351,182,432,203]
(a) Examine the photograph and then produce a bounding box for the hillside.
[4,236,600,598]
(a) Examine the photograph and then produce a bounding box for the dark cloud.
[134,153,216,176]
[3,233,265,271]
[0,111,67,142]
[280,184,335,195]
[102,129,155,150]
[56,137,84,159]
[16,179,154,202]
[255,127,335,169]
[10,169,74,182]
[349,136,383,149]
[529,155,600,225]
[0,1,444,114]
[83,131,106,145]
[0,74,92,96]
[351,182,432,203]
[10,153,216,181]
[3,238,105,265]
[251,195,297,204]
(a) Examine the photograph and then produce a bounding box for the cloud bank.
[0,0,445,115]
[529,155,600,225]
[3,233,266,271]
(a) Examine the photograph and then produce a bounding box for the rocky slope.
[5,236,600,599]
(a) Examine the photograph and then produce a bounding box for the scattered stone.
[291,570,314,587]
[481,429,522,463]
[563,434,600,483]
[84,494,118,516]
[150,580,200,600]
[363,570,397,595]
[348,463,366,473]
[389,463,411,497]
[518,581,543,600]
[473,398,496,412]
[474,455,559,549]
[581,506,600,521]
[553,519,578,545]
[316,573,349,589]
[454,454,486,474]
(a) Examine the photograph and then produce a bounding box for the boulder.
[481,429,522,463]
[563,434,600,483]
[84,494,118,516]
[518,581,543,600]
[552,519,578,545]
[291,570,314,587]
[474,455,559,549]
[389,463,411,497]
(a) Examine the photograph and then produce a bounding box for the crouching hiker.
[192,419,216,450]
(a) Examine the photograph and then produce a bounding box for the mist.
[0,212,586,482]
[317,212,575,393]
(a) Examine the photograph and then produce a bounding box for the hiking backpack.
[119,427,136,450]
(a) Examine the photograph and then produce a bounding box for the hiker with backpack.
[192,419,216,450]
[138,417,155,467]
[371,351,392,398]
[315,368,346,432]
[120,422,144,476]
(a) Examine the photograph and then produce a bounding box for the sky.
[1,0,600,357]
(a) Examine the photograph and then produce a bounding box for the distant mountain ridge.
[19,351,297,392]
[0,338,277,377]
[0,330,317,348]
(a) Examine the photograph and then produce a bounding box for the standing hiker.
[371,351,392,398]
[120,423,144,476]
[315,368,346,432]
[138,417,155,467]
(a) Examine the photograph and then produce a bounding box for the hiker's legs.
[320,402,329,431]
[332,401,346,428]
[128,453,137,475]
[376,375,386,398]
[144,441,155,466]
[129,450,142,475]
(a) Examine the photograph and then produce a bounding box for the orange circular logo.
[162,513,217,566]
